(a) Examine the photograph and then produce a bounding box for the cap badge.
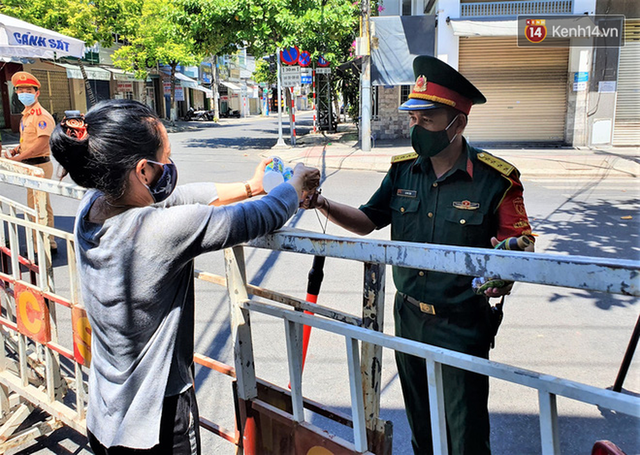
[19,74,27,82]
[414,75,427,92]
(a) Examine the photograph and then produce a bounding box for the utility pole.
[276,48,286,147]
[361,0,372,151]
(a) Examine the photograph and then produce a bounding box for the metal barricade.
[0,167,638,454]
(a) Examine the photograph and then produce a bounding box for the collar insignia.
[453,200,480,210]
[414,75,427,92]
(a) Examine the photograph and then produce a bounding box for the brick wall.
[371,86,410,140]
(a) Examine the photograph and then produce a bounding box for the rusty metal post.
[360,262,392,454]
[224,246,258,454]
[225,246,257,400]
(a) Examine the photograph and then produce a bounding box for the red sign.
[317,55,330,67]
[525,19,547,43]
[298,51,311,67]
[15,283,51,344]
[280,46,300,66]
[117,81,133,92]
[72,306,92,366]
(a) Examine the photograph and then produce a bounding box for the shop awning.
[160,69,198,88]
[220,81,242,91]
[194,85,212,96]
[53,62,111,80]
[0,13,85,59]
[448,18,518,37]
[103,67,139,81]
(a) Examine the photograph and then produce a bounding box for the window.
[400,85,411,104]
[402,0,412,15]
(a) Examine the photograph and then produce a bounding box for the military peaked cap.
[399,55,486,115]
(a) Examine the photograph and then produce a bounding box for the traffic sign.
[316,67,331,74]
[282,66,301,87]
[317,55,330,67]
[280,46,300,66]
[301,67,312,84]
[298,51,311,67]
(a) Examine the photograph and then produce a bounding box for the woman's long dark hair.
[50,99,163,200]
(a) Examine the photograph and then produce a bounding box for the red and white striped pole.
[312,68,317,134]
[290,87,296,146]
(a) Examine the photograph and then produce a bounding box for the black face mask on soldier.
[410,114,459,158]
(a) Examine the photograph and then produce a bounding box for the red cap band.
[409,79,473,115]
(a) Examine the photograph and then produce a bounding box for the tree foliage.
[175,0,359,69]
[0,0,139,48]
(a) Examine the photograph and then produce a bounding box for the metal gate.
[0,162,638,454]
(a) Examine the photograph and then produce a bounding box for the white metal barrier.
[0,169,638,454]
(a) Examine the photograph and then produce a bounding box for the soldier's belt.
[22,156,50,165]
[399,292,485,318]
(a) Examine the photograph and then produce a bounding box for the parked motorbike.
[184,107,214,121]
[220,107,241,118]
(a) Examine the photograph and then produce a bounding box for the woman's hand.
[246,157,273,196]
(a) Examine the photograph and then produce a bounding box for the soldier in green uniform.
[305,55,535,454]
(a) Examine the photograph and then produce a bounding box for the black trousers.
[88,386,201,455]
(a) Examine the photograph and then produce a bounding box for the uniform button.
[479,153,485,158]
[428,212,433,218]
[418,271,425,277]
[400,207,405,213]
[432,182,438,188]
[460,219,466,225]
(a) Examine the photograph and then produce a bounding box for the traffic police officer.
[306,55,534,454]
[8,71,57,253]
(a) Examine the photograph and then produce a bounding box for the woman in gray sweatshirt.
[50,100,320,454]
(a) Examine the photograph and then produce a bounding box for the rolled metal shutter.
[459,37,569,143]
[31,69,72,122]
[613,20,640,146]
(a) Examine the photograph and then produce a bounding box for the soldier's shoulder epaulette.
[391,152,418,164]
[476,151,516,176]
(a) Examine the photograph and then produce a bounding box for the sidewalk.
[275,124,640,179]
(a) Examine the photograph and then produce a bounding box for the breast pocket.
[390,196,421,239]
[444,208,487,246]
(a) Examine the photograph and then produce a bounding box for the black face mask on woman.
[410,114,459,158]
[146,158,178,203]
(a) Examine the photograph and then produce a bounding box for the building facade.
[372,0,639,147]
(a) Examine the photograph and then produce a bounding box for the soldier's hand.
[299,189,326,210]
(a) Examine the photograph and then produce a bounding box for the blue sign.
[298,51,311,67]
[280,46,300,66]
[317,55,330,67]
[301,75,312,84]
[574,72,589,83]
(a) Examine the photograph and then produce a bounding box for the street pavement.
[1,112,639,454]
[274,121,640,180]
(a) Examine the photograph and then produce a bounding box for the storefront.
[458,37,569,144]
[612,19,640,146]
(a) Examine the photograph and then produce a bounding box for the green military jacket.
[359,140,523,309]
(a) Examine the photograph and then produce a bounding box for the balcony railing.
[461,0,573,17]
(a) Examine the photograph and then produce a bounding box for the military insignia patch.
[513,220,530,229]
[414,75,427,92]
[38,121,47,130]
[513,197,526,215]
[453,200,480,210]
